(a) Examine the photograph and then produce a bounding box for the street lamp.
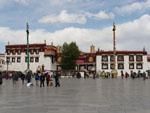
[26,22,30,70]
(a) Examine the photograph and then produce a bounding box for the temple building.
[96,50,149,74]
[1,42,150,75]
[5,43,57,72]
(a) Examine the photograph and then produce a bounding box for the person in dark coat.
[0,71,3,85]
[26,71,32,83]
[54,72,60,87]
[143,72,146,80]
[77,72,81,79]
[46,72,51,86]
[20,72,25,85]
[40,73,45,87]
[35,72,40,86]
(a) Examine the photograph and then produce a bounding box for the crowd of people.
[0,69,150,87]
[97,70,150,80]
[0,70,61,87]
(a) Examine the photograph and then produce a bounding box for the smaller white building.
[96,50,149,75]
[4,43,57,73]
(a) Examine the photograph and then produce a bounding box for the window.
[6,57,10,62]
[129,63,134,69]
[129,55,134,61]
[110,63,115,69]
[17,57,21,63]
[117,55,124,61]
[110,55,115,62]
[12,57,15,62]
[118,63,124,69]
[35,57,39,62]
[12,50,16,55]
[35,49,39,54]
[30,57,34,62]
[102,55,108,62]
[18,50,21,55]
[136,63,143,69]
[30,49,34,54]
[136,55,143,61]
[7,50,10,55]
[102,63,108,69]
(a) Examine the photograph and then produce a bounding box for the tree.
[61,42,80,71]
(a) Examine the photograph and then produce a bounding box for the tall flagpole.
[112,22,118,78]
[112,22,116,70]
[26,22,30,70]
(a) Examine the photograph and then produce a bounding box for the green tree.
[61,42,80,70]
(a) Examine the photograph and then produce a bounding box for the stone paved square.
[0,78,150,113]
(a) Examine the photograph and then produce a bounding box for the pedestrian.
[12,72,19,86]
[143,72,146,80]
[125,72,129,78]
[0,71,3,85]
[20,72,25,85]
[54,72,60,87]
[26,71,32,83]
[46,72,51,86]
[35,72,40,86]
[121,71,124,79]
[76,72,81,79]
[40,73,45,87]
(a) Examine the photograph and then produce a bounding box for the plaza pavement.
[0,78,150,113]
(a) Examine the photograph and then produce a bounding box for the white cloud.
[115,0,150,14]
[86,11,115,20]
[39,10,87,24]
[39,10,114,24]
[0,14,150,52]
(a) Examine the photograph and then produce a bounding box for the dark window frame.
[110,55,115,62]
[35,57,39,62]
[129,55,134,61]
[110,63,115,69]
[129,63,134,69]
[17,57,21,63]
[136,55,143,61]
[118,63,124,69]
[102,55,108,62]
[102,63,108,69]
[117,55,124,61]
[136,63,143,69]
[30,57,34,62]
[12,57,15,62]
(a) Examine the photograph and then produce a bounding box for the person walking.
[35,72,40,86]
[20,72,25,85]
[121,71,124,79]
[0,71,3,85]
[40,73,45,87]
[26,71,32,83]
[46,72,51,86]
[54,72,60,87]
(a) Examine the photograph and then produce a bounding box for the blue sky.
[0,0,150,52]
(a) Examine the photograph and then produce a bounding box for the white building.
[4,43,57,73]
[0,54,5,71]
[96,50,149,75]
